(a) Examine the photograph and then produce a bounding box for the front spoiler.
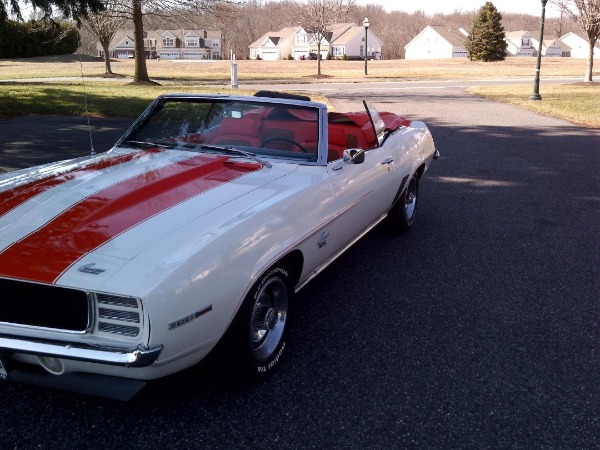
[5,367,147,401]
[0,335,162,367]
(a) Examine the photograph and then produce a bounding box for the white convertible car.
[0,92,438,400]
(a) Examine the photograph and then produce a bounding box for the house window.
[163,37,175,47]
[332,46,344,56]
[212,51,220,59]
[522,38,530,47]
[295,34,307,44]
[186,38,199,47]
[212,40,219,48]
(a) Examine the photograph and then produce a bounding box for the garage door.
[260,51,278,61]
[294,50,308,60]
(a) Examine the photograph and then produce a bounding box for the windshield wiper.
[195,144,272,168]
[122,139,171,149]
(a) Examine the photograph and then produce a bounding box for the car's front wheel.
[223,262,292,379]
[388,175,419,232]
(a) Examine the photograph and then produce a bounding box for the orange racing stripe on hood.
[0,151,153,218]
[0,154,262,284]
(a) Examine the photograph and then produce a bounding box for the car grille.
[95,294,141,338]
[0,279,90,332]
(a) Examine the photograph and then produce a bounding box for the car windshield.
[121,97,320,162]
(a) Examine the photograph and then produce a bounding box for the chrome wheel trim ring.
[404,178,417,221]
[250,277,288,361]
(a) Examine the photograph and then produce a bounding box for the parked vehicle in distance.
[0,91,438,400]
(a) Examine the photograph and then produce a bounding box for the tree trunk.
[317,41,321,77]
[585,39,595,82]
[101,40,113,75]
[132,0,150,83]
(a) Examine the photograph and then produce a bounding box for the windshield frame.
[115,94,329,166]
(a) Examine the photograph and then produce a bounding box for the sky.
[354,0,561,18]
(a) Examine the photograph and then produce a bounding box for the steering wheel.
[260,137,308,153]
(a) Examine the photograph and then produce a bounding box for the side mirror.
[343,148,365,164]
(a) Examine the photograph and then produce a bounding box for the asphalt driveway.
[0,84,598,448]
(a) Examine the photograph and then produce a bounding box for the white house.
[531,38,566,57]
[560,31,600,58]
[404,26,468,60]
[248,23,383,60]
[505,31,535,57]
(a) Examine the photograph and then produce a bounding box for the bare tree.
[83,0,125,75]
[297,0,355,77]
[555,0,600,81]
[100,0,238,83]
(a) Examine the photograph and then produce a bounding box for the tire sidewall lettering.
[256,341,286,373]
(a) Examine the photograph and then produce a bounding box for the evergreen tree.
[466,2,508,61]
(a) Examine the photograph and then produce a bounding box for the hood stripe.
[0,151,151,218]
[0,154,261,284]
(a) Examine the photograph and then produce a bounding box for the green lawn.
[0,56,598,128]
[0,83,331,118]
[0,83,155,118]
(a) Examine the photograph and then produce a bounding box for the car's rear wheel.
[388,175,419,232]
[222,262,292,379]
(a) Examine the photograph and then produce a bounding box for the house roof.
[505,30,532,39]
[329,23,356,41]
[249,26,299,49]
[560,31,600,49]
[429,26,467,47]
[331,26,363,45]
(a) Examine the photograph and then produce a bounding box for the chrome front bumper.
[0,336,162,368]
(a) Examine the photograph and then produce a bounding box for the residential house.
[560,31,600,58]
[98,29,221,60]
[504,31,535,57]
[248,23,382,60]
[404,26,468,60]
[531,38,566,57]
[329,23,382,60]
[248,26,300,60]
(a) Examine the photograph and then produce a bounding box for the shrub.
[0,19,78,58]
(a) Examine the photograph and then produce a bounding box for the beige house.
[404,26,468,60]
[328,23,382,60]
[531,38,568,57]
[248,23,382,60]
[98,29,222,60]
[504,31,535,57]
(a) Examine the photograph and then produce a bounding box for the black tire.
[388,175,418,233]
[221,262,292,380]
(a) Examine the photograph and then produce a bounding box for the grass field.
[468,83,600,128]
[0,56,598,127]
[0,55,593,82]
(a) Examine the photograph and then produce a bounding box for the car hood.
[0,148,296,287]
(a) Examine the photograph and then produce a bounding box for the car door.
[323,102,401,253]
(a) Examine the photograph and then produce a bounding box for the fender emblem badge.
[169,305,213,330]
[78,263,106,275]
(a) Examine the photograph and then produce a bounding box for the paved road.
[0,83,599,448]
